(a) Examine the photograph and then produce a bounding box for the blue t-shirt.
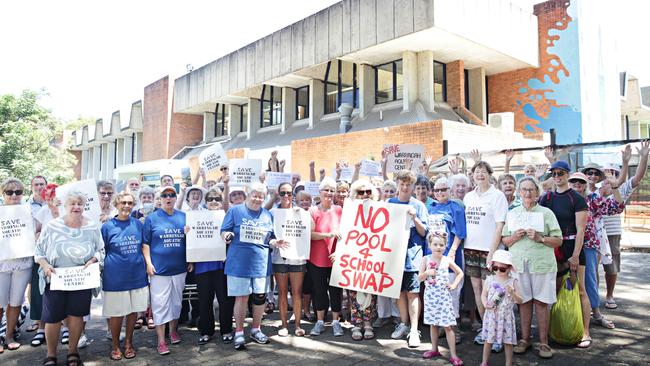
[194,261,224,275]
[388,197,428,272]
[428,200,466,271]
[101,217,148,291]
[143,209,187,276]
[222,204,275,278]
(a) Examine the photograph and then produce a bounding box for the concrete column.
[105,142,115,180]
[417,51,435,113]
[358,64,375,118]
[308,79,323,129]
[124,135,134,164]
[282,87,296,132]
[135,133,143,162]
[402,51,418,112]
[203,112,215,141]
[91,146,101,180]
[116,138,125,167]
[85,148,93,179]
[229,104,242,137]
[81,149,89,179]
[468,67,487,122]
[247,98,260,139]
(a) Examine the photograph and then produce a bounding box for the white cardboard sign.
[229,159,262,186]
[383,144,425,173]
[360,160,382,177]
[273,208,311,260]
[199,143,228,173]
[50,263,101,291]
[56,179,101,223]
[186,210,226,262]
[332,167,354,182]
[0,204,36,261]
[266,172,293,190]
[304,182,321,197]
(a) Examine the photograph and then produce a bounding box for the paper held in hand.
[266,172,293,190]
[272,208,311,260]
[199,143,228,173]
[50,263,101,291]
[0,204,36,261]
[229,159,262,186]
[186,210,226,262]
[360,160,382,177]
[507,211,545,232]
[304,182,321,197]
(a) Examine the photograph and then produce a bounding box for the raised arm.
[504,150,515,174]
[632,140,650,188]
[309,161,316,182]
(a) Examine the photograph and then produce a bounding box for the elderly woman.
[270,182,307,337]
[142,185,188,355]
[414,175,434,207]
[191,188,234,345]
[97,180,117,223]
[333,181,349,207]
[346,179,379,341]
[131,186,156,221]
[101,192,148,361]
[498,174,520,210]
[35,191,104,366]
[221,182,287,350]
[0,178,34,352]
[308,178,344,337]
[449,173,470,207]
[502,177,562,359]
[380,180,397,201]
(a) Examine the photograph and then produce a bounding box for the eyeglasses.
[3,190,23,196]
[492,266,509,273]
[205,196,223,202]
[119,201,134,206]
[551,171,566,177]
[383,189,395,194]
[357,189,373,196]
[585,170,602,177]
[100,192,114,196]
[433,188,449,193]
[279,191,293,197]
[569,179,585,184]
[220,167,228,171]
[520,188,537,193]
[160,193,177,198]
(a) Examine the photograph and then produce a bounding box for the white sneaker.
[77,333,89,349]
[390,323,410,339]
[407,330,421,348]
[310,320,325,336]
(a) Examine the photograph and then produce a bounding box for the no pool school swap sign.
[329,199,410,299]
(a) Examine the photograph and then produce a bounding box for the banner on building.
[360,160,382,177]
[383,144,425,173]
[199,143,228,173]
[186,210,226,262]
[50,262,101,291]
[56,179,100,222]
[0,204,36,261]
[329,199,411,299]
[266,172,293,190]
[272,208,311,260]
[229,159,262,186]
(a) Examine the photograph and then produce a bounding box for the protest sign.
[507,211,545,232]
[56,179,100,222]
[0,204,36,261]
[50,262,101,291]
[273,208,311,260]
[330,199,411,299]
[304,181,321,197]
[426,213,448,234]
[186,210,226,262]
[266,172,293,190]
[332,167,354,182]
[199,143,228,173]
[360,160,382,177]
[229,159,262,186]
[383,144,425,173]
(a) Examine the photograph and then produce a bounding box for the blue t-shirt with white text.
[101,217,148,291]
[143,209,187,276]
[428,200,466,271]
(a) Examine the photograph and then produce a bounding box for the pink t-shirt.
[308,205,342,268]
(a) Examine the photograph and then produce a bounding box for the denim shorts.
[227,275,271,296]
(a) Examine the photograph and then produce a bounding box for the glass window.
[214,104,229,137]
[296,86,309,120]
[464,69,470,109]
[434,61,446,103]
[375,59,403,104]
[260,85,282,128]
[240,104,248,133]
[324,60,358,114]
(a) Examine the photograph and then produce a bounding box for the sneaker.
[407,330,421,348]
[471,321,482,332]
[310,321,325,336]
[234,333,246,350]
[157,341,170,355]
[473,331,485,345]
[250,329,270,344]
[391,323,410,339]
[332,321,344,337]
[491,342,503,353]
[60,328,69,345]
[77,333,89,349]
[170,332,181,344]
[372,317,389,328]
[278,327,289,337]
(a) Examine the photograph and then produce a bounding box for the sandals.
[198,334,211,345]
[31,331,46,347]
[604,299,618,309]
[67,352,84,366]
[576,337,592,348]
[222,333,234,343]
[61,329,70,344]
[537,343,553,359]
[27,323,40,332]
[124,346,136,359]
[294,328,305,337]
[422,350,441,359]
[302,312,316,322]
[147,318,155,330]
[363,326,374,340]
[351,327,363,341]
[450,356,464,366]
[7,341,21,350]
[513,339,531,354]
[278,328,289,337]
[110,349,123,361]
[592,315,615,329]
[43,356,57,366]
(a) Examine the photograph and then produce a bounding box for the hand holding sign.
[199,143,228,173]
[360,160,381,177]
[50,263,101,291]
[383,144,425,173]
[272,208,311,260]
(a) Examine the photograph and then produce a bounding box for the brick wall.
[446,60,465,108]
[291,121,444,179]
[168,103,203,159]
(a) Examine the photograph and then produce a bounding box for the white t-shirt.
[463,185,508,251]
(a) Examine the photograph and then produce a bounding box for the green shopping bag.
[550,273,583,345]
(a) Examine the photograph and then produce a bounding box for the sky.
[0,0,648,124]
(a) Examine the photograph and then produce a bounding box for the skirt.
[150,273,186,325]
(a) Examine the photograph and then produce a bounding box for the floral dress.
[423,256,456,326]
[349,291,376,326]
[481,275,517,345]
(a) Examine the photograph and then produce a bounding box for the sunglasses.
[220,167,228,171]
[551,171,566,177]
[279,191,293,197]
[433,188,448,193]
[119,201,134,206]
[100,192,114,196]
[357,189,373,196]
[492,266,509,273]
[160,193,177,198]
[585,170,602,177]
[206,196,222,202]
[568,179,585,184]
[383,189,395,194]
[3,190,23,196]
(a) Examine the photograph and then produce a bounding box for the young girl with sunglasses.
[480,250,523,366]
[419,232,464,365]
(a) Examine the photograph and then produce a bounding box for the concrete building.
[620,72,650,139]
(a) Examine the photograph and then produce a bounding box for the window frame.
[323,60,358,115]
[259,85,282,128]
[213,103,229,138]
[239,103,248,133]
[374,59,403,104]
[433,61,447,103]
[295,85,310,120]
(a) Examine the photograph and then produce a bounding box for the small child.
[480,250,523,366]
[418,232,464,366]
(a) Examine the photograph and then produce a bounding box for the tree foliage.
[0,90,77,187]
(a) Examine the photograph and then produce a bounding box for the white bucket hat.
[488,249,517,272]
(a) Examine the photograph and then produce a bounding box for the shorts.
[603,235,621,274]
[400,271,420,293]
[517,271,557,305]
[556,239,586,277]
[41,285,92,323]
[464,249,490,279]
[227,276,271,296]
[102,286,149,317]
[272,263,307,273]
[0,268,32,307]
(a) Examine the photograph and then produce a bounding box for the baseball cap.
[549,160,570,172]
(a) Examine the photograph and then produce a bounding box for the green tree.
[0,90,77,189]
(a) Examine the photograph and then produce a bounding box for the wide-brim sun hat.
[580,162,605,182]
[568,172,588,184]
